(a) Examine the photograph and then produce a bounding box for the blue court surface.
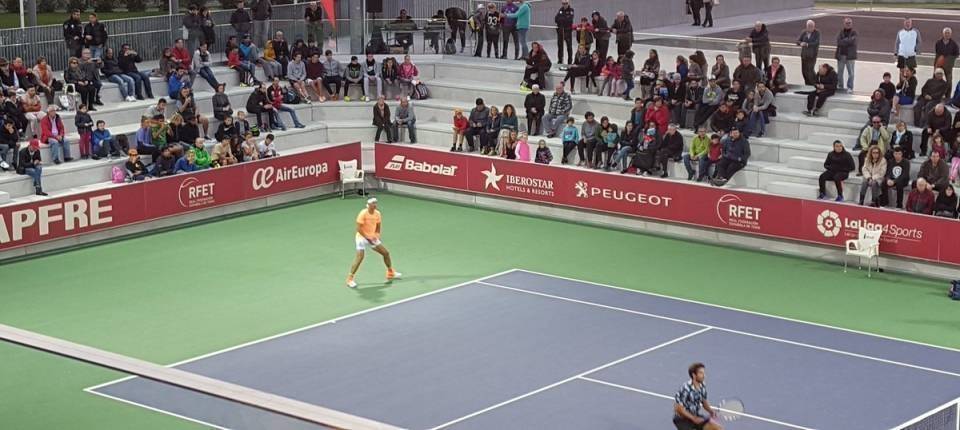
[88,269,960,430]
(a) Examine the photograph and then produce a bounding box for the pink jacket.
[398,63,418,79]
[515,139,530,161]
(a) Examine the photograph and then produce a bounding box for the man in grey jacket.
[394,97,417,143]
[577,111,599,168]
[797,20,821,85]
[362,53,382,101]
[321,50,342,100]
[252,0,272,46]
[191,42,220,89]
[748,82,774,137]
[542,84,572,138]
[465,98,490,151]
[693,78,724,129]
[835,17,858,92]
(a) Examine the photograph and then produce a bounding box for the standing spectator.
[749,21,770,70]
[542,85,572,138]
[63,10,83,59]
[501,0,520,60]
[578,112,600,168]
[231,0,253,38]
[268,77,305,129]
[894,67,917,120]
[445,7,468,54]
[859,146,887,206]
[183,5,203,54]
[397,55,419,98]
[361,53,381,101]
[200,7,216,48]
[321,50,342,100]
[505,0,531,59]
[451,109,468,152]
[82,13,108,60]
[17,139,46,195]
[835,17,858,93]
[79,49,103,106]
[192,42,220,89]
[702,0,714,28]
[482,3,502,59]
[797,20,821,86]
[800,63,838,117]
[895,18,921,76]
[881,147,910,208]
[101,48,136,102]
[464,98,490,152]
[591,12,611,60]
[471,5,487,57]
[40,107,71,164]
[935,28,959,97]
[934,185,959,218]
[764,56,788,94]
[914,69,949,127]
[119,45,154,99]
[524,84,545,136]
[919,150,949,192]
[612,12,633,58]
[574,18,594,54]
[287,53,311,103]
[252,0,272,46]
[906,178,935,214]
[818,140,855,201]
[304,1,325,49]
[713,128,749,185]
[621,50,636,99]
[554,1,574,64]
[372,96,394,143]
[638,49,660,98]
[689,0,703,26]
[395,97,416,143]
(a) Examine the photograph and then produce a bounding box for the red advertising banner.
[0,142,361,252]
[374,143,960,266]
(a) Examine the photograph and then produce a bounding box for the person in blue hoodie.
[174,150,199,173]
[91,120,124,159]
[167,68,190,99]
[505,0,531,58]
[713,127,751,186]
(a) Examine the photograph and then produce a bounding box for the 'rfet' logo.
[252,166,276,190]
[178,176,217,208]
[817,210,842,238]
[383,155,458,176]
[716,194,763,230]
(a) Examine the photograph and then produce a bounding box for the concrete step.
[765,180,817,200]
[827,108,869,124]
[786,155,824,172]
[808,131,858,147]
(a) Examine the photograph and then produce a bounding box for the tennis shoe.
[386,269,402,281]
[346,275,357,288]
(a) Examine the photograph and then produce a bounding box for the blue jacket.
[91,129,112,151]
[168,74,188,99]
[174,157,198,173]
[506,2,530,30]
[722,135,751,163]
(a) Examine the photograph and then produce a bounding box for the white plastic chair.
[338,159,364,199]
[844,227,882,277]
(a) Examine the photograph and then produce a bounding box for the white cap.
[531,84,540,89]
[366,197,378,205]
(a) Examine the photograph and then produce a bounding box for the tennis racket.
[714,398,745,422]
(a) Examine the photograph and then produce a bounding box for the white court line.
[83,388,229,430]
[478,280,960,379]
[888,395,960,430]
[578,377,814,430]
[426,327,713,430]
[514,269,960,355]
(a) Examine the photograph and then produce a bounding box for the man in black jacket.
[612,12,633,58]
[555,0,574,64]
[524,85,546,136]
[183,5,203,55]
[656,124,684,177]
[835,17,857,93]
[82,13,107,60]
[591,11,611,60]
[17,139,46,196]
[445,7,468,53]
[252,0,272,46]
[63,10,83,59]
[230,0,253,38]
[799,63,837,117]
[688,0,703,26]
[880,147,910,208]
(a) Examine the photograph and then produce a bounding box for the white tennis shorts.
[355,236,382,251]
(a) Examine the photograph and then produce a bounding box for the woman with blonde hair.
[451,108,468,152]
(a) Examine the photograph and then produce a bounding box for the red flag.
[321,0,336,29]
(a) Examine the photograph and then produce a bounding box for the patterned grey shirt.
[675,381,707,417]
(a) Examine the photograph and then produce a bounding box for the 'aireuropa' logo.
[252,166,276,190]
[817,210,842,238]
[251,163,328,191]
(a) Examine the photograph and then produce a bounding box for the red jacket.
[453,115,468,132]
[40,114,65,143]
[906,189,935,215]
[269,85,284,108]
[172,47,192,70]
[227,50,242,67]
[644,105,670,135]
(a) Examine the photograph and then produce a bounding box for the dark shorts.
[673,415,709,430]
[897,55,917,70]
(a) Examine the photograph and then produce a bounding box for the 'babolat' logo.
[384,155,458,176]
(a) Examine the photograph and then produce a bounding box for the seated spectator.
[930,133,948,160]
[859,146,886,206]
[881,146,910,208]
[118,45,153,99]
[481,106,502,155]
[167,68,190,99]
[240,133,259,161]
[709,103,736,134]
[858,116,891,169]
[268,77,306,130]
[287,53,311,103]
[64,57,96,109]
[879,72,896,102]
[499,130,518,160]
[171,38,192,72]
[586,51,604,94]
[305,53,325,101]
[211,138,237,167]
[599,120,620,170]
[228,46,256,87]
[800,63,837,117]
[678,79,703,129]
[562,46,592,93]
[20,87,43,139]
[645,97,670,135]
[598,56,622,97]
[921,104,950,157]
[543,85,572,138]
[919,150,949,192]
[612,121,638,171]
[914,68,949,127]
[666,74,685,124]
[394,97,417,144]
[29,57,60,105]
[523,44,552,92]
[17,139,46,195]
[655,123,683,177]
[515,132,531,162]
[889,121,914,159]
[144,98,167,120]
[817,140,855,200]
[683,127,710,181]
[174,150,199,173]
[192,42,220,89]
[934,185,959,218]
[630,122,661,175]
[211,83,233,122]
[92,120,123,159]
[342,56,364,100]
[380,57,399,97]
[190,137,211,169]
[0,58,20,90]
[321,50,343,100]
[894,67,917,119]
[245,83,277,132]
[151,146,177,177]
[125,149,148,181]
[693,78,724,130]
[357,53,382,102]
[451,108,467,152]
[397,55,419,98]
[259,37,283,80]
[713,128,752,186]
[675,55,689,82]
[906,178,935,214]
[866,89,892,128]
[133,116,156,158]
[258,133,277,158]
[392,9,416,53]
[534,140,553,164]
[40,107,71,164]
[764,56,788,94]
[524,85,545,136]
[723,80,745,106]
[372,95,394,143]
[733,56,762,92]
[465,98,490,152]
[158,48,176,79]
[746,82,774,137]
[560,117,580,164]
[578,112,600,168]
[101,48,136,102]
[0,120,15,170]
[266,31,290,76]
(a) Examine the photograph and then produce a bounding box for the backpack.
[412,81,429,100]
[58,93,76,112]
[250,125,260,137]
[950,281,960,300]
[283,87,301,104]
[111,166,126,184]
[366,37,387,55]
[443,38,457,55]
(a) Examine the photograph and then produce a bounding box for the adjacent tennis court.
[88,269,960,429]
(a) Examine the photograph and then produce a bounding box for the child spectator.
[125,149,148,181]
[228,46,256,87]
[152,146,177,177]
[515,131,530,161]
[91,120,123,159]
[451,108,468,152]
[211,138,237,167]
[174,150,199,173]
[535,140,553,164]
[189,137,211,169]
[599,56,622,97]
[241,133,260,162]
[560,117,579,164]
[879,72,896,102]
[74,104,94,159]
[258,133,278,158]
[602,122,620,170]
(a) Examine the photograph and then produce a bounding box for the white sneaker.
[127,96,137,102]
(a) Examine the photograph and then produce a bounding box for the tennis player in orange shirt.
[347,198,401,288]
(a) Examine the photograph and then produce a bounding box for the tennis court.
[88,269,960,429]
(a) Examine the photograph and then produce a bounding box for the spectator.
[542,85,572,138]
[710,54,731,90]
[879,72,896,101]
[144,98,167,120]
[445,7,468,54]
[598,56,622,97]
[64,57,96,110]
[215,115,240,144]
[118,45,154,99]
[252,0,272,45]
[639,49,660,98]
[675,56,689,82]
[797,20,821,85]
[800,63,838,117]
[818,140,854,200]
[451,108,468,152]
[591,11,611,60]
[341,56,365,100]
[709,103,736,133]
[859,146,886,206]
[630,121,661,175]
[680,78,703,129]
[123,149,147,181]
[759,56,787,95]
[304,53,325,101]
[522,42,550,90]
[683,129,714,181]
[39,106,71,164]
[304,1,325,49]
[394,97,416,144]
[534,139,553,164]
[372,96,394,143]
[17,139,46,195]
[612,121,638,171]
[934,185,959,218]
[524,84,545,136]
[906,178,935,214]
[645,97,670,135]
[192,42,220,90]
[240,133,259,162]
[167,67,190,100]
[693,78,724,129]
[152,146,177,177]
[269,31,290,76]
[177,86,211,138]
[553,0,574,64]
[283,52,311,104]
[82,13,107,59]
[63,10,83,58]
[599,119,619,170]
[29,57,60,105]
[482,3,502,59]
[921,104,950,157]
[621,50,637,99]
[481,106,502,155]
[501,104,518,132]
[881,146,910,208]
[747,82,774,137]
[560,117,579,164]
[98,48,135,102]
[587,51,604,94]
[713,128,749,186]
[208,84,232,123]
[835,17,858,93]
[930,133,948,160]
[578,112,600,168]
[258,37,282,81]
[733,56,761,93]
[749,21,771,70]
[914,69,949,127]
[398,55,419,99]
[246,83,277,132]
[268,77,305,129]
[465,98,490,152]
[189,137,211,170]
[0,121,15,170]
[19,87,42,138]
[174,150,199,173]
[183,5,203,54]
[171,39,192,73]
[317,50,342,100]
[656,124,683,177]
[702,0,714,27]
[889,121,914,160]
[504,0,531,58]
[936,28,959,97]
[425,10,444,54]
[866,89,892,129]
[360,53,382,101]
[895,18,921,76]
[258,133,278,158]
[92,120,123,159]
[858,116,892,169]
[561,46,591,93]
[894,67,917,120]
[211,138,238,167]
[574,18,594,55]
[919,150,949,192]
[392,9,416,55]
[689,0,703,26]
[612,12,633,58]
[500,0,520,59]
[200,7,216,47]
